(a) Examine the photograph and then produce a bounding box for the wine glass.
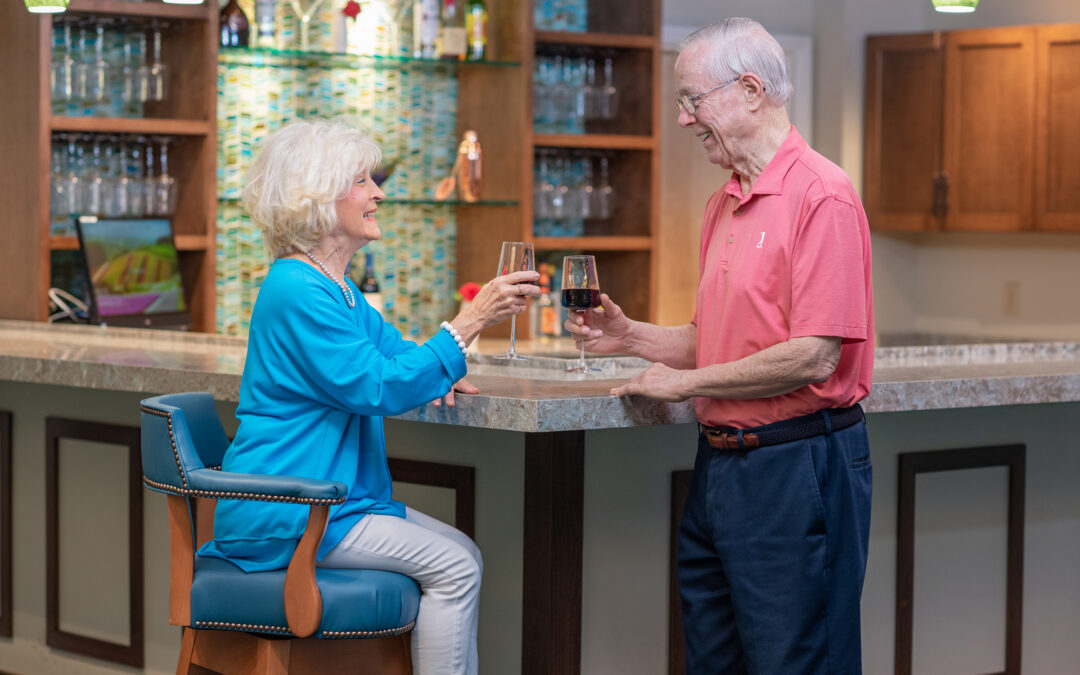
[286,0,328,52]
[144,24,167,102]
[495,241,535,361]
[562,255,602,373]
[599,57,619,120]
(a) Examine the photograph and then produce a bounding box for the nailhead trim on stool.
[140,405,346,505]
[140,405,187,487]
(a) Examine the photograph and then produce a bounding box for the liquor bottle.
[538,264,560,338]
[465,0,487,61]
[437,0,466,61]
[219,0,250,49]
[253,0,277,49]
[413,0,440,59]
[360,252,383,316]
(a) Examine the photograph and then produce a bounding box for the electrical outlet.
[1002,281,1020,317]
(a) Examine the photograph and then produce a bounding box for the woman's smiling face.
[336,169,385,246]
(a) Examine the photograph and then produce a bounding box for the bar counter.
[2,320,1079,428]
[1,320,1079,674]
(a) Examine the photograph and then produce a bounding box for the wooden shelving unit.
[0,0,218,331]
[455,0,662,337]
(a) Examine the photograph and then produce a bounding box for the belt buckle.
[704,428,760,450]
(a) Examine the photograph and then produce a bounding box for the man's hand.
[563,293,634,355]
[432,377,479,408]
[610,363,692,402]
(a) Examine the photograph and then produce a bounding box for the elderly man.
[566,17,874,674]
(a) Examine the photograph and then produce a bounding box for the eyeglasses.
[675,77,740,115]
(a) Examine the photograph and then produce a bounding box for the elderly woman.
[199,120,539,675]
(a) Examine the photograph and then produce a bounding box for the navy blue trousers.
[677,414,872,675]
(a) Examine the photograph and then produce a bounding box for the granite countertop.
[1,320,1078,432]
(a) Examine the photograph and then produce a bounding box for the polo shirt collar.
[723,125,807,201]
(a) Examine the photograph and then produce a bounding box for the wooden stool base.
[178,627,412,675]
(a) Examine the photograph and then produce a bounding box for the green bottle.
[466,0,487,61]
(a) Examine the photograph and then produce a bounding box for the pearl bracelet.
[440,321,470,359]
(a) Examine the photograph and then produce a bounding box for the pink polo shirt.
[693,127,874,429]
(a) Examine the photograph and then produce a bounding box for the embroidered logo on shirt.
[756,232,766,248]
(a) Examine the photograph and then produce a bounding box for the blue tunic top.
[199,258,467,572]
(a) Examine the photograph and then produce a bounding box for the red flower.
[458,282,482,302]
[343,1,361,19]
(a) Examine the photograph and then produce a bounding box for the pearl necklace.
[304,250,355,308]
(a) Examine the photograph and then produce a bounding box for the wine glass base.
[495,353,530,361]
[565,364,602,374]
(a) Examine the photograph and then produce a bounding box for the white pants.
[320,507,483,675]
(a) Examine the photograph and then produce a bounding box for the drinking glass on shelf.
[51,22,76,104]
[142,141,158,216]
[126,140,146,216]
[575,155,594,219]
[143,24,167,102]
[119,30,145,105]
[595,156,614,219]
[72,23,91,103]
[84,22,110,104]
[152,137,177,216]
[82,136,105,215]
[495,241,535,361]
[561,255,602,373]
[599,57,619,120]
[583,58,598,120]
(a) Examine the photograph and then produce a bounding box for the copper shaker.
[457,130,483,202]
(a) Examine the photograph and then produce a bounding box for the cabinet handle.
[931,171,949,220]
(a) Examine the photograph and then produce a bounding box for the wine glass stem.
[509,315,518,355]
[578,310,586,365]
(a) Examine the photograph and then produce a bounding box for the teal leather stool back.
[140,392,419,675]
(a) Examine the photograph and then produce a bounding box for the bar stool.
[140,392,418,675]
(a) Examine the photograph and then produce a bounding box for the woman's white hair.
[242,119,382,259]
[680,17,793,106]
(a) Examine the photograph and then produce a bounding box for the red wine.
[562,289,600,310]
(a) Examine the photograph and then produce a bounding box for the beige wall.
[658,0,1080,340]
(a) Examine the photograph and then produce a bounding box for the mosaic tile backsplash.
[217,1,459,338]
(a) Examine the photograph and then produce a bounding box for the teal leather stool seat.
[140,392,418,674]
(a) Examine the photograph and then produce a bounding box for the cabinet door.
[1035,24,1080,232]
[864,33,945,232]
[943,27,1036,231]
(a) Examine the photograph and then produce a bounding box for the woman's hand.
[450,270,540,345]
[432,377,479,408]
[563,293,635,354]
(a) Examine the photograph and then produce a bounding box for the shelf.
[219,47,520,71]
[65,0,211,20]
[533,134,656,151]
[50,233,211,252]
[218,197,518,207]
[532,236,652,251]
[534,31,658,50]
[51,116,211,136]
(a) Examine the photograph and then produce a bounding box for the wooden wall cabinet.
[865,24,1080,233]
[0,0,218,330]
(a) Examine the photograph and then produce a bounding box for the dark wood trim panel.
[45,417,144,668]
[895,444,1025,675]
[388,458,476,540]
[668,470,693,675]
[522,431,585,675]
[0,411,12,638]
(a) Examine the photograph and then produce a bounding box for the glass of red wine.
[496,242,535,361]
[562,255,602,373]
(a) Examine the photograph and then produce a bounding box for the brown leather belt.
[699,405,864,451]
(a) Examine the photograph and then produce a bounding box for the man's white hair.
[680,17,793,106]
[242,119,382,259]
